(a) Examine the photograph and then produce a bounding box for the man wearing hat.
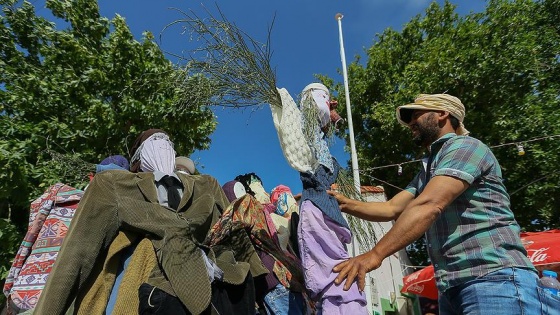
[329,94,542,314]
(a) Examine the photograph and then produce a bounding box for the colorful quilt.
[3,183,83,311]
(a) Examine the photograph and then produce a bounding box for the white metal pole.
[335,13,374,315]
[335,13,360,193]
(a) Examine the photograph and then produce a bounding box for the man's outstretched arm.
[328,188,414,222]
[333,175,469,291]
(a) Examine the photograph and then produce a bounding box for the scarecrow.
[175,8,373,314]
[271,82,368,314]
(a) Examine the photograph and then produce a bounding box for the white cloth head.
[135,133,176,174]
[302,83,331,128]
[232,182,246,199]
[248,181,270,205]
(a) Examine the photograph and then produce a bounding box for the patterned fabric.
[270,185,290,204]
[270,185,297,216]
[206,194,305,292]
[405,133,536,292]
[272,191,298,217]
[3,183,83,311]
[310,129,333,171]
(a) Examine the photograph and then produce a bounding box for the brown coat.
[35,170,265,314]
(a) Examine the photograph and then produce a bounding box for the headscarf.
[222,180,247,203]
[129,129,175,174]
[396,93,470,136]
[270,185,298,217]
[95,155,129,173]
[270,185,292,205]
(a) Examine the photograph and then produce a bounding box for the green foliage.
[329,0,560,262]
[0,219,20,277]
[0,0,218,279]
[0,218,22,304]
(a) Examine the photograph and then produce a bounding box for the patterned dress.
[3,183,83,312]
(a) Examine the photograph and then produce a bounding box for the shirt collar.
[429,132,457,153]
[153,170,182,184]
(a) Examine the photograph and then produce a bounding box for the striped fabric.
[405,133,535,292]
[3,183,83,311]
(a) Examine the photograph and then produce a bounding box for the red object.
[401,229,560,299]
[401,265,438,300]
[521,229,560,273]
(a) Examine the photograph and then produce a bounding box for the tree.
[0,0,217,289]
[330,0,560,263]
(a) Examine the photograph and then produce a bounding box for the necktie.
[160,175,182,210]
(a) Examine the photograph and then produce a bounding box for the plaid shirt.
[405,133,535,292]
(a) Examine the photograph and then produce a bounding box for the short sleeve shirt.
[405,133,535,292]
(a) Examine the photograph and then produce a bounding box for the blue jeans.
[263,284,305,314]
[538,286,560,315]
[438,267,554,315]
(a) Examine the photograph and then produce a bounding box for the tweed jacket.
[34,170,261,315]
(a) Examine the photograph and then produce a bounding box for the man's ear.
[437,111,450,128]
[438,111,450,121]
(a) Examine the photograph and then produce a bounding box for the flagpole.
[335,13,360,193]
[336,13,374,314]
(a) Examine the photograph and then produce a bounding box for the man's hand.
[333,251,382,292]
[327,190,353,213]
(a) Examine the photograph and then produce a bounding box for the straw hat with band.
[396,94,470,136]
[175,156,196,175]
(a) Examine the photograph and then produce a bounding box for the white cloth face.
[138,135,176,174]
[311,89,331,128]
[233,182,247,199]
[249,181,270,204]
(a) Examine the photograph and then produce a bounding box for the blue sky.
[97,0,486,194]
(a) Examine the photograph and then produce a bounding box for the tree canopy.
[0,0,217,281]
[330,0,559,249]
